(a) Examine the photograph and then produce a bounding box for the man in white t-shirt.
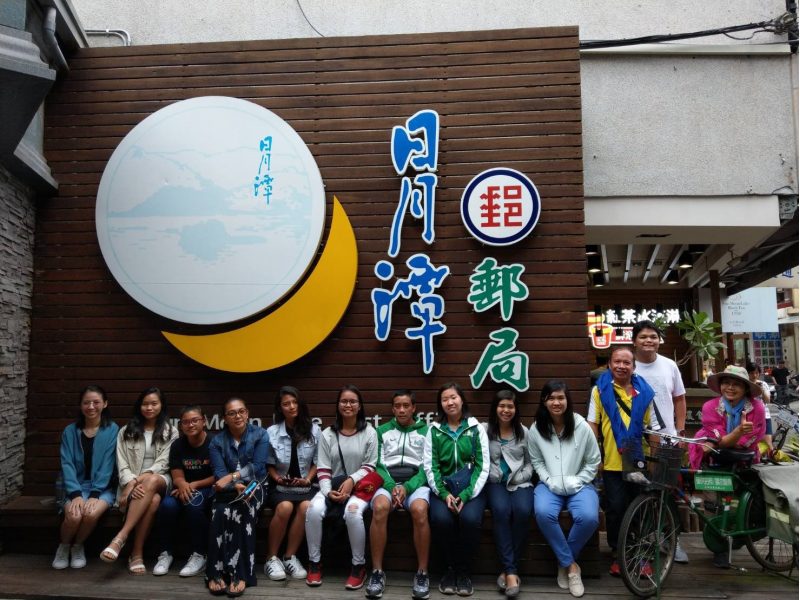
[632,319,689,564]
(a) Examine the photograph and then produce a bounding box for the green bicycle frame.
[675,467,766,540]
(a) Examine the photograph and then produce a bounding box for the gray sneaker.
[557,566,568,589]
[52,543,70,570]
[365,569,386,599]
[412,570,430,599]
[674,538,689,564]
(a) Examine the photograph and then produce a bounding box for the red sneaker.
[639,560,652,578]
[345,564,367,590]
[306,561,322,586]
[609,561,621,577]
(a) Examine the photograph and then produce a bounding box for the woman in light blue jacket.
[263,386,321,582]
[527,381,601,598]
[54,385,119,570]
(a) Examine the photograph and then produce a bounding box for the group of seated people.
[54,381,599,599]
[53,330,769,598]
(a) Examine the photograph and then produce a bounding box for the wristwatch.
[677,429,686,437]
[231,472,239,482]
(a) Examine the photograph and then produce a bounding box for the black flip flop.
[208,577,228,597]
[226,577,245,598]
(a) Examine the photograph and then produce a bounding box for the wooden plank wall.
[27,27,587,495]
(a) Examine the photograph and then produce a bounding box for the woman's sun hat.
[707,365,761,398]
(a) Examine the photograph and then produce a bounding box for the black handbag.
[443,428,478,496]
[324,433,350,510]
[388,465,419,484]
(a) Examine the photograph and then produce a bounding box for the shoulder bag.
[443,428,478,496]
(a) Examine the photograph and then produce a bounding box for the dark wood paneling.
[27,27,587,491]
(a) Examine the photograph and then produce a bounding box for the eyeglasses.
[181,417,203,427]
[225,408,248,418]
[339,399,360,405]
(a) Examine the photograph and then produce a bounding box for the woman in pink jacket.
[689,365,767,471]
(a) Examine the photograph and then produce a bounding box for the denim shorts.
[63,480,116,507]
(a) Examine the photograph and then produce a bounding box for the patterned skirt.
[205,488,265,587]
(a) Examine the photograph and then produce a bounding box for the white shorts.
[370,485,430,512]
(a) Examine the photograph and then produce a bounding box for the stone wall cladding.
[0,161,35,507]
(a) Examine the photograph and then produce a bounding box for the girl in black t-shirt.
[153,405,215,577]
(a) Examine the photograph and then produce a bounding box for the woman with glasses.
[53,385,119,570]
[263,386,321,581]
[153,405,215,578]
[206,397,269,597]
[528,381,600,598]
[101,387,178,575]
[304,385,378,589]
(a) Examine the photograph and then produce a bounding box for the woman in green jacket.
[423,382,490,597]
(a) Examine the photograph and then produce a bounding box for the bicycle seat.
[711,448,755,465]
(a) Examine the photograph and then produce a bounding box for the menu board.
[752,332,783,367]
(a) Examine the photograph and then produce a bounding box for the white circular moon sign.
[96,96,326,325]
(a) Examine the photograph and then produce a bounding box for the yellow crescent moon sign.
[162,197,357,372]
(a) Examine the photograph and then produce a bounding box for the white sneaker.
[264,555,286,580]
[52,543,70,570]
[179,552,206,577]
[282,554,307,579]
[70,544,87,569]
[557,566,569,589]
[568,567,584,598]
[153,552,173,576]
[674,538,689,564]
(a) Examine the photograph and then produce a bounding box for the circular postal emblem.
[96,96,326,325]
[460,168,541,246]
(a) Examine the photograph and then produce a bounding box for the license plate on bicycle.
[694,473,734,491]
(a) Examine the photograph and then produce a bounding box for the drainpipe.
[85,29,132,46]
[42,7,69,73]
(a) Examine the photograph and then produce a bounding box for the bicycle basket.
[620,438,685,489]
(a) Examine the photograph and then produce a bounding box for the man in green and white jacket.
[365,390,431,600]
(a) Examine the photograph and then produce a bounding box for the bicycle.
[616,430,798,598]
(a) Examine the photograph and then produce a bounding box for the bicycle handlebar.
[643,429,720,453]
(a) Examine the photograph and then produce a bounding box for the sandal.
[208,577,228,597]
[127,555,146,575]
[227,577,245,598]
[100,537,126,563]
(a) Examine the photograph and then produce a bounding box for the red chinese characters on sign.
[480,186,523,228]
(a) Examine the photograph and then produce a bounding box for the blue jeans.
[534,483,599,568]
[429,492,487,574]
[157,487,214,556]
[485,483,534,576]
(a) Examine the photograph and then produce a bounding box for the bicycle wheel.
[618,492,678,598]
[743,492,798,572]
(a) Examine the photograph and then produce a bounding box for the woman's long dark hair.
[332,385,367,433]
[77,385,112,429]
[487,390,524,441]
[535,380,575,441]
[274,386,313,442]
[435,382,473,424]
[124,387,172,440]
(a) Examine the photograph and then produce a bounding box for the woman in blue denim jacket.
[206,398,269,597]
[53,385,119,570]
[263,386,321,581]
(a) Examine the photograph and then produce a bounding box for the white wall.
[70,0,798,198]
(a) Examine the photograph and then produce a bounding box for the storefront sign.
[460,168,541,246]
[467,258,528,321]
[752,332,783,366]
[470,328,530,392]
[586,308,680,349]
[388,109,439,257]
[721,288,779,333]
[96,96,358,371]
